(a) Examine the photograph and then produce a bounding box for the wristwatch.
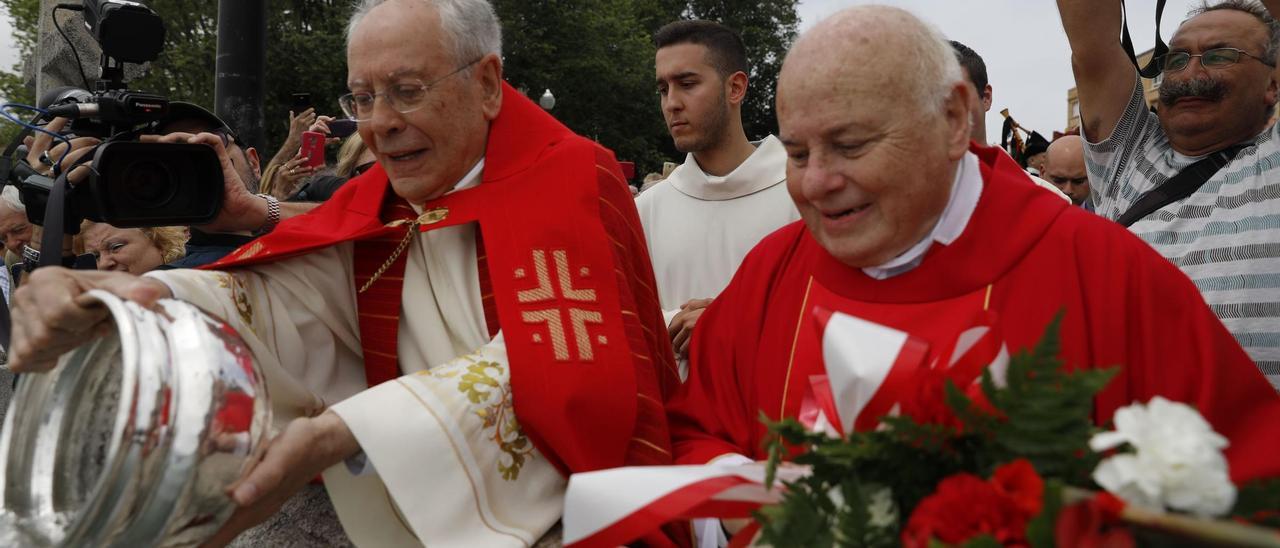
[20,245,83,272]
[254,193,281,236]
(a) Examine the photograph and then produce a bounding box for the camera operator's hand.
[307,115,341,146]
[23,117,101,185]
[142,131,264,234]
[7,268,171,373]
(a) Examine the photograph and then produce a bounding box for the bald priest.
[667,5,1280,487]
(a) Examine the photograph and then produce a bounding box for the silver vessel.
[0,290,271,546]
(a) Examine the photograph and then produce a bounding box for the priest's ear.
[942,80,973,160]
[724,70,749,108]
[474,53,504,121]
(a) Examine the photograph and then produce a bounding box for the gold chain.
[358,222,418,294]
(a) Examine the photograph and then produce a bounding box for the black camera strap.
[38,171,74,268]
[1116,144,1246,227]
[1120,0,1169,78]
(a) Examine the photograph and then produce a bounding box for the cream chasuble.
[146,167,564,547]
[636,135,799,326]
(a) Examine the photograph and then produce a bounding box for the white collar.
[861,151,982,280]
[410,158,485,213]
[667,135,788,201]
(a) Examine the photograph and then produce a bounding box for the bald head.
[783,6,963,117]
[1043,135,1090,206]
[1045,136,1083,168]
[777,6,973,268]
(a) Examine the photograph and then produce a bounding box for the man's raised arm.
[1056,0,1139,142]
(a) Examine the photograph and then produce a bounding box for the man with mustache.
[1058,0,1280,390]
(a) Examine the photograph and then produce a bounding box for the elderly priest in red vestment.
[667,4,1280,491]
[6,0,683,546]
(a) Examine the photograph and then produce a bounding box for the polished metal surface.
[0,290,271,546]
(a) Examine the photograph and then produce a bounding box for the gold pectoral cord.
[358,207,450,293]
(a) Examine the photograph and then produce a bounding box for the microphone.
[45,102,100,119]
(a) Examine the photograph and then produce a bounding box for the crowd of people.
[2,0,1279,545]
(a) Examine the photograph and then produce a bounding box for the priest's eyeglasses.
[1160,48,1277,73]
[339,59,481,121]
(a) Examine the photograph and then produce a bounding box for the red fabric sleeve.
[593,146,690,548]
[591,145,678,466]
[666,237,788,465]
[1076,219,1280,483]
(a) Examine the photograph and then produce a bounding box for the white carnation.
[1089,396,1236,517]
[866,486,897,528]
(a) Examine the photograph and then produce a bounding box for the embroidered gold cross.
[516,249,604,361]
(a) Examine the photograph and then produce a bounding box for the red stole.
[207,83,679,479]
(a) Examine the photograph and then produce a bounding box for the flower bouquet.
[754,316,1280,547]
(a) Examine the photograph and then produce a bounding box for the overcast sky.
[0,0,1201,137]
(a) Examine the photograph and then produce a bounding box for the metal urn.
[0,290,271,546]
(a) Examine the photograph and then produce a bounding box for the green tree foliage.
[0,1,352,156]
[495,0,671,173]
[131,0,355,155]
[0,0,797,177]
[0,0,38,144]
[683,0,798,141]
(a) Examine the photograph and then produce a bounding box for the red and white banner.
[562,462,809,547]
[808,307,931,435]
[563,309,1008,547]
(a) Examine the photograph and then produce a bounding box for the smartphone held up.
[300,131,326,168]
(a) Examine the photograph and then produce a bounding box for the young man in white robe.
[638,20,800,365]
[5,0,683,546]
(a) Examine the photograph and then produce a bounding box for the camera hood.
[88,141,224,227]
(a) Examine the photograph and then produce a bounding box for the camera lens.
[121,159,177,208]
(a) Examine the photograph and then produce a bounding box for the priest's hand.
[7,268,171,373]
[669,298,713,357]
[203,412,360,547]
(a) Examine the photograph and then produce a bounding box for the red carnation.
[900,368,965,430]
[992,458,1044,518]
[900,368,1001,431]
[902,460,1044,548]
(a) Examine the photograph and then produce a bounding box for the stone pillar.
[31,0,146,104]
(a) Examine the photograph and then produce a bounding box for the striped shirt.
[1085,77,1280,391]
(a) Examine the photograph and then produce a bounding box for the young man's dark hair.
[949,40,988,91]
[653,20,749,79]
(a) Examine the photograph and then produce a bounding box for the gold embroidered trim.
[393,378,532,545]
[522,309,568,360]
[631,437,672,457]
[218,273,256,330]
[568,309,604,360]
[516,250,555,302]
[779,277,815,418]
[455,357,536,481]
[235,241,265,261]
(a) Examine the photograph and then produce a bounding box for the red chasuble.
[207,83,681,480]
[667,143,1280,484]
